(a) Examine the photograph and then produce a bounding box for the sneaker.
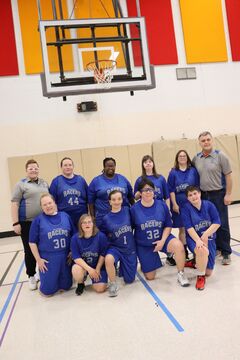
[184,259,196,269]
[166,255,176,266]
[108,282,118,297]
[75,283,85,296]
[34,272,40,282]
[222,254,231,265]
[29,276,37,291]
[177,271,190,287]
[195,275,206,290]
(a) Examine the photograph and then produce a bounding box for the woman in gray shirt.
[11,159,49,290]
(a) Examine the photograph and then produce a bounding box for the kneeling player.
[101,190,137,297]
[130,179,189,287]
[71,214,108,295]
[181,186,220,290]
[29,194,74,296]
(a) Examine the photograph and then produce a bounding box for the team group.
[10,131,232,296]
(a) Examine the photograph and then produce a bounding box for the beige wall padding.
[152,135,240,201]
[174,139,198,160]
[56,150,84,176]
[8,155,33,189]
[128,143,153,184]
[215,135,240,201]
[8,144,152,191]
[81,147,105,184]
[105,146,131,181]
[8,135,240,201]
[33,153,58,186]
[152,139,198,180]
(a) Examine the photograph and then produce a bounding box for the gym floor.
[1,204,240,360]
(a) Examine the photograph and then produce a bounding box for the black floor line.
[231,237,240,243]
[0,280,28,288]
[0,249,23,255]
[231,243,240,247]
[0,251,19,286]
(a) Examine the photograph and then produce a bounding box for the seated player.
[181,186,220,290]
[29,194,74,296]
[130,179,189,287]
[101,190,137,297]
[71,214,108,295]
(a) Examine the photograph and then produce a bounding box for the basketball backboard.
[39,16,156,98]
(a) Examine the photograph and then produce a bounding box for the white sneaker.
[108,282,118,297]
[34,272,40,282]
[177,271,190,287]
[29,276,37,290]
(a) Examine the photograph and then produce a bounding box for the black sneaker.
[166,255,176,266]
[75,283,85,296]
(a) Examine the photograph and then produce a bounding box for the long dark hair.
[174,150,192,170]
[141,155,159,178]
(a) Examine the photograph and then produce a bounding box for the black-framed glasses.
[141,188,154,193]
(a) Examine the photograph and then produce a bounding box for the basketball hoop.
[86,59,117,88]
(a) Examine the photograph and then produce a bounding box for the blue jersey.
[134,175,169,201]
[88,173,134,225]
[130,200,172,247]
[29,212,74,255]
[181,200,220,243]
[100,207,136,254]
[49,175,88,225]
[71,231,108,268]
[167,167,199,207]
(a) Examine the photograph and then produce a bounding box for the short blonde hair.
[78,214,99,238]
[40,193,55,206]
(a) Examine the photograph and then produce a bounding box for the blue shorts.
[107,248,137,284]
[39,252,72,296]
[187,238,216,270]
[137,234,175,273]
[91,268,108,284]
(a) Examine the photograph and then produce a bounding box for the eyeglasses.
[82,220,93,225]
[141,188,154,193]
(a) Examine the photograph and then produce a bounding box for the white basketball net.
[86,60,117,88]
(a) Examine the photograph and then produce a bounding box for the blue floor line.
[232,249,240,257]
[0,260,25,323]
[136,272,184,332]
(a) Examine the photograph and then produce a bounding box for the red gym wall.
[2,0,240,77]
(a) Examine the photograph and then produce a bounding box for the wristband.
[13,222,20,226]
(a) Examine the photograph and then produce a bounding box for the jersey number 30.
[53,238,66,249]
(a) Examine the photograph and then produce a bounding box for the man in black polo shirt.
[192,131,232,265]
